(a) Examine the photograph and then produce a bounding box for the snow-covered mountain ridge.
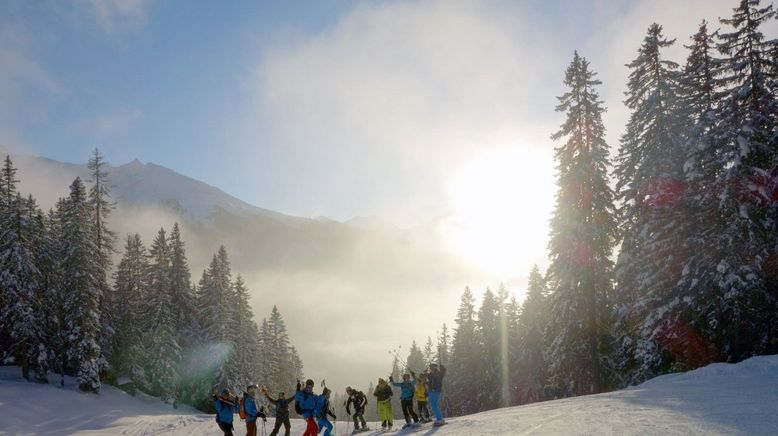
[2,355,777,435]
[6,150,301,224]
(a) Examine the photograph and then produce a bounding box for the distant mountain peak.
[9,150,304,226]
[124,158,144,167]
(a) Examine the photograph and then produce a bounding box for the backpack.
[355,391,367,408]
[239,395,248,420]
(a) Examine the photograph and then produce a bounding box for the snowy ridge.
[2,355,778,435]
[110,160,290,222]
[7,151,304,225]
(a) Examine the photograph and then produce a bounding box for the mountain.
[3,354,778,434]
[10,152,298,224]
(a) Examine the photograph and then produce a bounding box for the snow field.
[3,355,778,435]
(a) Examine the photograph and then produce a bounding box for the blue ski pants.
[429,391,444,421]
[317,417,333,436]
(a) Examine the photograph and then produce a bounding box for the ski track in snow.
[3,355,778,435]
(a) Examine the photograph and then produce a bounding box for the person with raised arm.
[262,387,296,436]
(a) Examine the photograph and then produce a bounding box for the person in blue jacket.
[427,363,447,426]
[215,388,239,436]
[390,373,419,428]
[243,384,267,436]
[295,379,320,436]
[316,387,337,436]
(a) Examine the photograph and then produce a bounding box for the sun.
[443,146,555,279]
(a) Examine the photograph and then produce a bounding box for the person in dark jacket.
[243,384,266,436]
[295,379,321,436]
[262,387,296,436]
[215,388,239,436]
[373,378,394,430]
[316,387,337,436]
[390,373,419,428]
[427,363,447,425]
[345,387,368,431]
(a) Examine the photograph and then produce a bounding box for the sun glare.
[444,146,555,279]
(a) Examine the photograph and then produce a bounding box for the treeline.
[0,150,303,409]
[394,0,778,417]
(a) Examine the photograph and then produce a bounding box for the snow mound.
[3,356,778,435]
[638,354,778,386]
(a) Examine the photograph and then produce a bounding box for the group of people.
[213,363,446,436]
[370,362,447,431]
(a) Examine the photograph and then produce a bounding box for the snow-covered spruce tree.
[255,318,270,389]
[26,196,55,382]
[504,289,523,406]
[405,340,426,375]
[225,275,260,391]
[423,336,435,367]
[288,345,304,383]
[0,157,43,381]
[475,289,501,411]
[87,149,116,372]
[60,178,103,392]
[695,0,778,361]
[546,51,618,396]
[0,156,16,358]
[436,323,450,366]
[168,223,195,335]
[144,228,182,402]
[195,246,236,392]
[447,287,479,415]
[497,285,518,407]
[516,266,547,404]
[612,23,688,384]
[664,20,722,373]
[112,234,150,382]
[365,381,377,420]
[265,305,298,393]
[46,202,70,388]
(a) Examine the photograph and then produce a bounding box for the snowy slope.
[3,355,778,435]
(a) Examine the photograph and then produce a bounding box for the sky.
[2,0,773,392]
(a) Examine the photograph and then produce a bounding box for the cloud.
[78,0,152,33]
[73,108,144,137]
[242,0,561,224]
[0,27,64,151]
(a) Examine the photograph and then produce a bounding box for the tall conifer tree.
[546,52,618,396]
[517,266,547,403]
[87,149,116,370]
[613,23,687,383]
[448,287,478,415]
[0,158,42,381]
[699,0,778,360]
[60,178,103,392]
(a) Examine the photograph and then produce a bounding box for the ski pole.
[388,349,408,369]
